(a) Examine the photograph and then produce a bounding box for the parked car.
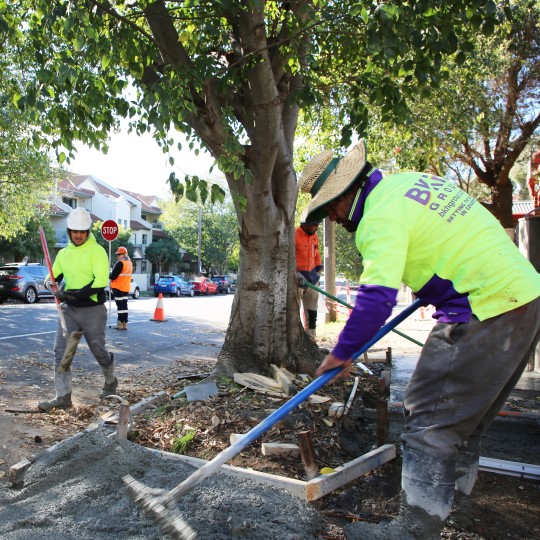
[211,275,233,294]
[106,279,141,299]
[154,275,194,297]
[190,276,218,295]
[0,263,53,304]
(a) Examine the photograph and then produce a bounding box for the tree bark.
[489,181,514,229]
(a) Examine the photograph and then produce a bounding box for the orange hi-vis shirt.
[110,258,133,292]
[295,226,322,272]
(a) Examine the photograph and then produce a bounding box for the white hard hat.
[67,207,92,230]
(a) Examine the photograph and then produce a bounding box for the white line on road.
[0,331,56,341]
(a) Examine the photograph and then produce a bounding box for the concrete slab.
[389,354,418,403]
[184,381,218,401]
[390,354,540,401]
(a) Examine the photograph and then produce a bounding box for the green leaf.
[73,35,86,52]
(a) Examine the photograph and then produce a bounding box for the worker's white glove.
[296,272,308,290]
[45,278,64,293]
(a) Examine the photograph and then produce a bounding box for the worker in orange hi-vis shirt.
[527,149,540,212]
[295,220,323,338]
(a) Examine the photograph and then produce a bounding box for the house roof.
[152,229,167,239]
[68,173,162,215]
[513,200,534,217]
[57,177,95,197]
[119,189,162,214]
[130,220,150,231]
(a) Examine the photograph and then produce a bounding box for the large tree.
[366,0,540,227]
[5,0,503,375]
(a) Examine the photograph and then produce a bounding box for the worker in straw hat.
[298,139,540,539]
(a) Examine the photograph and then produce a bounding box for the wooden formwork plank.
[147,448,307,499]
[305,444,396,501]
[269,364,297,395]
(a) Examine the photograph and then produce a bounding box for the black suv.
[211,275,232,294]
[0,263,54,304]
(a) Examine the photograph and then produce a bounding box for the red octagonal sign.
[101,220,119,242]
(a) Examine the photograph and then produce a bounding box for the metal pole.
[108,240,112,327]
[323,217,336,322]
[197,206,202,275]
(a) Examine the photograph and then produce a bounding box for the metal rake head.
[123,474,197,539]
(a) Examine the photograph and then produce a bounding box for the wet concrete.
[0,429,322,539]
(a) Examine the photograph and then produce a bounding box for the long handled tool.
[123,299,423,538]
[306,281,425,348]
[39,226,83,372]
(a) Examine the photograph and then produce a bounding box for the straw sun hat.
[299,139,367,222]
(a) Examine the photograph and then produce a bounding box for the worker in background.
[298,139,540,539]
[527,149,540,213]
[109,246,133,330]
[295,220,323,338]
[39,207,117,412]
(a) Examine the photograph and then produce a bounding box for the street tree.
[0,218,56,263]
[5,0,503,375]
[145,237,183,275]
[366,1,540,227]
[92,223,134,261]
[0,65,56,239]
[161,196,239,275]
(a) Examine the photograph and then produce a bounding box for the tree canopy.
[0,51,56,240]
[161,196,239,275]
[144,237,183,275]
[365,0,540,226]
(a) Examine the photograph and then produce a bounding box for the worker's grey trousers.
[53,303,112,397]
[298,286,319,332]
[402,296,540,458]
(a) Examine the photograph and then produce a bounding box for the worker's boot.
[448,449,479,531]
[122,322,128,330]
[113,321,124,330]
[344,447,455,540]
[100,353,118,398]
[38,371,73,412]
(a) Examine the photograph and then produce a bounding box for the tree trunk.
[489,181,514,229]
[213,169,322,377]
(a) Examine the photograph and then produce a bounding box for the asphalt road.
[0,293,234,374]
[0,293,235,472]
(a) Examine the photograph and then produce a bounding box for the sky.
[67,128,216,198]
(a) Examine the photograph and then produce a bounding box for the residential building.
[49,173,166,291]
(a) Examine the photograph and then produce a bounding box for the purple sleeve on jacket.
[332,284,398,361]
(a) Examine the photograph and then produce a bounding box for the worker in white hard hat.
[39,207,117,412]
[109,246,133,330]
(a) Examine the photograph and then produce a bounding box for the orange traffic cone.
[150,293,167,322]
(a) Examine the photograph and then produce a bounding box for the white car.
[106,279,140,299]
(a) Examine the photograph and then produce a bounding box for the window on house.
[141,260,147,273]
[62,197,77,209]
[142,234,148,245]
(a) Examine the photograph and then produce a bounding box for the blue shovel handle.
[238,298,423,448]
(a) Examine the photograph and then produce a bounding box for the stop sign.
[101,220,119,241]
